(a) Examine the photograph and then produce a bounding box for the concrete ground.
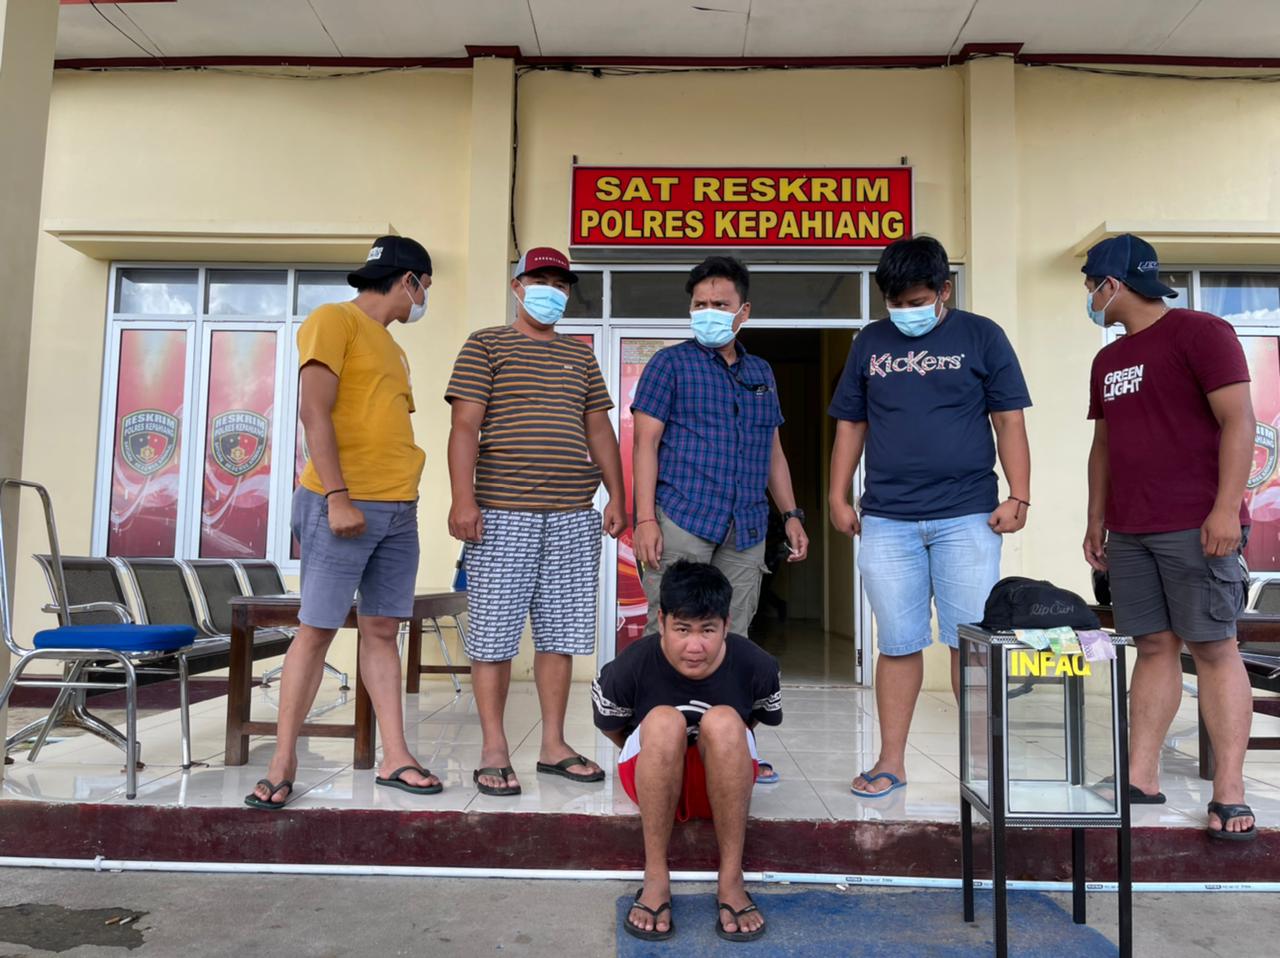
[0,869,1273,957]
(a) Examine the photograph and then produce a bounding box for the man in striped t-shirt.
[447,246,626,797]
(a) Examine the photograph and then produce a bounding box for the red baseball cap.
[515,246,578,284]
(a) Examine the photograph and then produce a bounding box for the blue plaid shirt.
[631,340,783,550]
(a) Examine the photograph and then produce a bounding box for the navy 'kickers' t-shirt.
[591,634,782,740]
[828,309,1031,520]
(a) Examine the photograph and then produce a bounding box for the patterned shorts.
[463,508,602,662]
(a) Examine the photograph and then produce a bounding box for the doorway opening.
[738,327,859,687]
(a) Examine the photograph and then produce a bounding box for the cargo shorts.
[1107,527,1248,643]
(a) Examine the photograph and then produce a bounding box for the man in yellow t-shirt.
[246,236,439,809]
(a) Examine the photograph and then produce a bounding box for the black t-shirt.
[591,633,783,740]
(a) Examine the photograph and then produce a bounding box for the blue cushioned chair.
[0,479,197,799]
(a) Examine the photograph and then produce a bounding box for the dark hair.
[350,269,411,295]
[659,560,732,623]
[686,255,749,303]
[874,236,950,300]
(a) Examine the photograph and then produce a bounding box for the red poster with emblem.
[1243,337,1280,571]
[108,330,187,556]
[199,330,277,558]
[615,338,684,654]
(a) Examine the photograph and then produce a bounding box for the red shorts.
[617,727,759,822]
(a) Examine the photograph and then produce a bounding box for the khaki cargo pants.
[642,507,768,637]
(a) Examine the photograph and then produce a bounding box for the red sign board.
[571,166,913,249]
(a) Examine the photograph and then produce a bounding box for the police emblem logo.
[1249,422,1278,491]
[120,409,179,476]
[211,410,269,477]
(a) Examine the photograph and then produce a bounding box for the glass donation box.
[957,624,1133,958]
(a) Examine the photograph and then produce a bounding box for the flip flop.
[243,778,293,811]
[850,771,906,798]
[375,765,443,795]
[1096,776,1166,804]
[474,766,521,796]
[716,893,765,942]
[623,889,674,942]
[1207,801,1259,842]
[755,760,780,785]
[536,754,604,783]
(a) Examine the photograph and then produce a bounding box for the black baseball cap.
[347,235,433,287]
[1081,233,1177,299]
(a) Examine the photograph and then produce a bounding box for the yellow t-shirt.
[296,302,425,501]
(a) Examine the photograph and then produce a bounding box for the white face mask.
[404,275,428,324]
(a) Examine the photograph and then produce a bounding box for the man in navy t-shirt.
[828,236,1032,798]
[1082,233,1257,841]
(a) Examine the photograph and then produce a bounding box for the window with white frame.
[93,261,963,571]
[94,265,351,568]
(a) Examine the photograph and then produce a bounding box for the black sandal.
[1207,801,1258,842]
[243,778,293,811]
[624,889,674,941]
[716,893,766,942]
[473,766,521,796]
[1129,784,1166,804]
[375,765,443,795]
[536,754,604,783]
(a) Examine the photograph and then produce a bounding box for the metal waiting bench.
[1,480,196,799]
[13,554,294,767]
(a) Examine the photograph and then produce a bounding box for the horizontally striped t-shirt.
[445,325,614,511]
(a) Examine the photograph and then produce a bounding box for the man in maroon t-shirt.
[1082,234,1258,841]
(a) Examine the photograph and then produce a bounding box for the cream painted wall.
[0,0,59,774]
[1014,65,1280,605]
[513,67,967,257]
[15,69,475,680]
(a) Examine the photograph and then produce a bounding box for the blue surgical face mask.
[888,297,944,337]
[1086,279,1118,327]
[690,307,742,348]
[516,283,568,326]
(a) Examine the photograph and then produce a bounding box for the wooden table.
[225,591,471,769]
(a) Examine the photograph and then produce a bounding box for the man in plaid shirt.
[632,256,809,645]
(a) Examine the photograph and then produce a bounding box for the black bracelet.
[1007,496,1031,510]
[324,487,349,499]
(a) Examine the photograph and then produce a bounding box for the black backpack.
[979,576,1101,631]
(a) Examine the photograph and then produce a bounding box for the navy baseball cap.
[1081,233,1177,299]
[348,235,432,286]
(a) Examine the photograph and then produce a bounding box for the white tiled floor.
[4,679,1279,830]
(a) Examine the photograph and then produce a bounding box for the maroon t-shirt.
[1088,309,1251,535]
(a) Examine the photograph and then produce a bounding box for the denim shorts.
[1108,528,1248,643]
[857,513,1003,656]
[292,486,419,630]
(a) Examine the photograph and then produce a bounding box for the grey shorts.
[1108,527,1248,643]
[292,486,419,630]
[462,508,602,662]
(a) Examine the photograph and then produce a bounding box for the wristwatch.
[782,508,806,525]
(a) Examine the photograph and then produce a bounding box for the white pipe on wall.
[0,857,1276,893]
